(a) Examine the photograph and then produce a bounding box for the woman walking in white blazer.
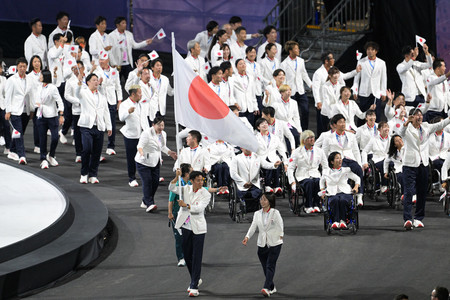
[242,193,284,297]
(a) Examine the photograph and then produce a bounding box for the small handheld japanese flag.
[416,35,426,46]
[216,50,223,58]
[7,66,17,75]
[356,50,362,61]
[9,121,21,139]
[155,28,166,40]
[64,57,76,68]
[64,44,79,54]
[148,50,159,60]
[203,62,210,72]
[67,20,71,30]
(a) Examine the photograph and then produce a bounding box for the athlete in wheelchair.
[384,134,405,209]
[288,130,328,215]
[320,152,360,233]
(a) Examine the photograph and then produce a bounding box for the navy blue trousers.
[123,136,139,182]
[37,116,59,161]
[181,228,205,290]
[80,126,104,177]
[402,164,428,221]
[136,161,160,206]
[107,104,117,149]
[328,193,352,222]
[10,113,30,157]
[293,92,309,130]
[0,109,11,150]
[300,177,321,207]
[211,162,230,187]
[357,94,382,124]
[72,115,82,156]
[342,158,364,194]
[257,244,282,290]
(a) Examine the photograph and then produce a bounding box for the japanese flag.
[7,66,17,75]
[11,126,21,139]
[148,50,159,60]
[64,44,79,54]
[64,57,76,68]
[155,28,166,40]
[67,20,71,30]
[172,34,258,152]
[216,50,223,58]
[203,62,210,72]
[416,35,426,46]
[356,50,362,61]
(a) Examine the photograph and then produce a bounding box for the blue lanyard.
[336,132,346,148]
[104,71,109,79]
[369,59,375,70]
[305,146,313,162]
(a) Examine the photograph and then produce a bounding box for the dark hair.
[255,118,268,129]
[65,31,73,43]
[16,57,28,66]
[378,121,388,129]
[229,16,242,25]
[221,43,231,60]
[263,193,276,208]
[29,18,41,29]
[431,116,443,124]
[77,60,84,67]
[53,33,64,43]
[330,113,345,125]
[388,135,402,158]
[340,86,351,95]
[328,151,341,168]
[151,58,163,68]
[262,106,275,117]
[401,45,413,56]
[365,109,376,117]
[41,69,52,84]
[138,53,150,61]
[56,11,69,21]
[27,55,42,72]
[189,171,203,181]
[328,66,340,77]
[434,286,449,300]
[86,73,98,82]
[263,25,276,38]
[153,116,165,125]
[364,41,380,52]
[206,20,218,32]
[272,68,285,78]
[128,85,140,95]
[262,43,276,59]
[408,107,422,116]
[220,61,232,73]
[321,52,333,64]
[235,26,246,35]
[207,29,227,61]
[285,40,299,53]
[209,66,221,77]
[245,46,256,55]
[180,163,192,177]
[188,130,202,143]
[95,16,106,26]
[234,58,244,68]
[229,105,239,112]
[433,58,445,70]
[393,294,408,300]
[114,16,127,25]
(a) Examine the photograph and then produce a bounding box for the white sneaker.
[140,202,147,209]
[177,258,186,267]
[46,154,59,166]
[188,289,199,297]
[0,136,5,146]
[313,206,321,213]
[75,156,82,163]
[187,279,202,292]
[129,180,139,187]
[331,222,339,229]
[19,157,27,165]
[99,155,106,162]
[412,195,417,204]
[3,148,9,155]
[7,152,19,161]
[146,204,157,212]
[159,177,164,182]
[80,175,88,184]
[33,146,40,154]
[305,207,314,214]
[72,140,75,146]
[357,194,363,206]
[59,130,68,144]
[340,220,347,229]
[381,186,388,193]
[261,288,270,297]
[265,186,274,193]
[413,219,424,228]
[270,287,277,295]
[40,160,49,169]
[106,148,116,155]
[274,187,282,194]
[88,177,99,184]
[70,129,74,136]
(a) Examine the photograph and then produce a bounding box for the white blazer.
[230,152,275,191]
[76,85,112,132]
[150,74,173,116]
[119,98,148,139]
[24,33,48,68]
[34,83,64,118]
[441,151,450,181]
[245,59,263,96]
[194,30,214,59]
[288,146,328,184]
[64,74,82,115]
[5,73,35,116]
[315,129,333,148]
[245,208,284,247]
[384,103,428,121]
[207,141,235,166]
[361,135,390,164]
[0,76,7,110]
[88,30,111,63]
[384,148,404,174]
[233,72,258,113]
[429,132,450,161]
[230,40,247,61]
[426,73,450,112]
[185,55,206,81]
[48,27,73,49]
[93,66,122,105]
[322,131,362,165]
[47,46,64,87]
[263,83,282,107]
[138,80,158,125]
[135,127,170,167]
[260,57,280,89]
[169,183,210,234]
[109,29,147,66]
[271,98,302,132]
[320,167,361,196]
[257,41,282,62]
[396,55,432,102]
[268,119,295,154]
[255,132,288,164]
[280,56,312,95]
[399,118,450,167]
[352,56,387,98]
[320,80,344,118]
[330,100,365,131]
[175,146,211,172]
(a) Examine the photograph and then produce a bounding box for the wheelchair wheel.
[206,174,215,212]
[280,165,287,198]
[444,194,450,216]
[368,160,381,200]
[229,183,237,221]
[387,171,396,208]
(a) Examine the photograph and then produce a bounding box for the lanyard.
[104,71,110,79]
[335,132,347,148]
[369,59,375,70]
[305,147,314,162]
[267,57,276,70]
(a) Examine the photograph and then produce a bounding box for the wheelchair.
[428,159,442,196]
[363,159,382,200]
[322,193,359,235]
[228,180,263,223]
[204,171,232,213]
[442,180,450,216]
[289,183,306,216]
[386,165,402,210]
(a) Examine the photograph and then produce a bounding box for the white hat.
[99,51,109,60]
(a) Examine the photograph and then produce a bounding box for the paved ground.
[3,95,450,300]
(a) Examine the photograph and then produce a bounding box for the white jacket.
[396,55,432,101]
[255,132,288,164]
[93,66,122,105]
[233,72,257,113]
[135,127,170,167]
[320,80,344,117]
[64,74,82,115]
[288,146,328,183]
[76,85,112,131]
[88,30,111,63]
[260,57,280,89]
[320,167,361,196]
[426,73,450,112]
[185,55,206,81]
[207,141,235,166]
[441,151,450,181]
[257,41,282,62]
[429,132,450,161]
[245,208,284,247]
[330,100,365,131]
[170,184,210,234]
[175,146,211,172]
[150,74,173,116]
[47,46,64,87]
[5,73,35,115]
[352,56,387,98]
[270,98,302,132]
[245,59,263,96]
[194,30,214,59]
[322,131,362,165]
[230,152,275,191]
[384,148,404,174]
[118,98,147,139]
[0,76,6,110]
[361,134,390,164]
[109,29,147,66]
[281,56,312,95]
[24,33,48,68]
[34,83,64,118]
[356,123,378,151]
[267,119,295,154]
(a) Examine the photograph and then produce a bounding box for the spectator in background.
[195,20,219,59]
[48,11,73,49]
[257,25,282,62]
[228,16,260,42]
[88,16,112,64]
[24,18,48,68]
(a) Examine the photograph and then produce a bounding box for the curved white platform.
[0,163,66,248]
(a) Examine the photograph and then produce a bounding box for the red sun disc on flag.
[142,100,146,103]
[420,39,423,42]
[396,123,400,128]
[69,60,73,65]
[217,52,221,56]
[71,47,75,51]
[204,136,208,140]
[112,72,116,75]
[152,54,156,57]
[289,158,293,162]
[159,33,163,37]
[12,68,15,72]
[188,76,229,120]
[14,131,19,134]
[103,54,107,58]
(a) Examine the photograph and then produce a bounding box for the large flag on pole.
[171,33,258,152]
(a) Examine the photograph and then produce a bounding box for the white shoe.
[0,136,5,146]
[99,155,106,162]
[159,177,164,182]
[357,194,363,206]
[413,219,424,228]
[274,187,282,194]
[140,202,147,209]
[7,152,19,161]
[19,157,27,165]
[46,154,59,166]
[33,146,40,154]
[187,279,202,292]
[72,140,75,146]
[412,195,417,204]
[3,148,9,155]
[305,207,314,214]
[75,156,82,163]
[47,129,51,136]
[70,129,74,136]
[188,289,199,297]
[106,148,116,155]
[381,186,388,193]
[40,160,49,169]
[265,186,274,193]
[270,287,277,295]
[88,177,99,184]
[261,288,270,297]
[146,204,157,212]
[339,220,347,229]
[177,258,186,267]
[80,175,88,184]
[313,206,321,213]
[59,130,67,144]
[331,222,339,229]
[129,180,139,187]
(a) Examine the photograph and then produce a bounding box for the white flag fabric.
[171,34,258,152]
[67,20,71,30]
[9,121,21,139]
[416,35,426,46]
[64,44,79,54]
[64,57,76,68]
[7,66,17,75]
[155,28,166,40]
[356,50,362,61]
[148,50,159,60]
